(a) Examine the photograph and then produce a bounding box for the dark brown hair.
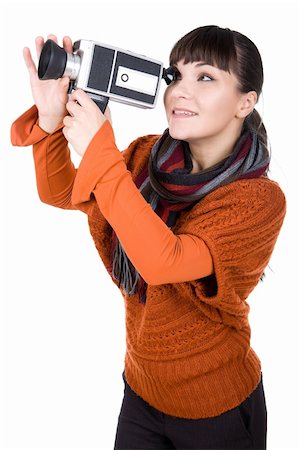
[169,25,270,167]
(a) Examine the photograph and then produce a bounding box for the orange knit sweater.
[11,105,286,419]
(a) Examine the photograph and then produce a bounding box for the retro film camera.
[38,39,176,112]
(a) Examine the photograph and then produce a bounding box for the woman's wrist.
[38,115,64,134]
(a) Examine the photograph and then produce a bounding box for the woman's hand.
[23,34,72,133]
[62,89,112,157]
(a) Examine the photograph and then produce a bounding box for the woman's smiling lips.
[172,108,198,118]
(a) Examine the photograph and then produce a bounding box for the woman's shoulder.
[178,176,286,232]
[229,176,286,207]
[121,134,160,175]
[205,176,286,206]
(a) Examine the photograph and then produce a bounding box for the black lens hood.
[38,39,67,80]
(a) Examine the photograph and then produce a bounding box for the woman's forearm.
[72,121,214,285]
[11,105,93,214]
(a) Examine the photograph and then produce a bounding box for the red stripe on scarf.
[161,146,186,172]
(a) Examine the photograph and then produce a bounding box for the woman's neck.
[188,125,243,172]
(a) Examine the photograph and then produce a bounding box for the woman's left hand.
[62,89,112,157]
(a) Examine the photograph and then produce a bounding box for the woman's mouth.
[172,109,198,118]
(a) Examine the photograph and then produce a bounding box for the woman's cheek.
[163,86,171,105]
[163,88,173,121]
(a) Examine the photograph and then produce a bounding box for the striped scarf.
[109,126,270,304]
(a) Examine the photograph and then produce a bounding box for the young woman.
[11,25,286,450]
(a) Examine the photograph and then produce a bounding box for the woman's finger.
[47,34,58,43]
[63,115,74,127]
[66,99,82,117]
[70,89,95,109]
[63,36,73,53]
[35,36,44,60]
[23,47,37,75]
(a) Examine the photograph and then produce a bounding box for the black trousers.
[114,372,267,450]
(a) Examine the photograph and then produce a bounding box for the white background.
[1,0,298,449]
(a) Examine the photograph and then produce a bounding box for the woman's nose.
[170,79,193,98]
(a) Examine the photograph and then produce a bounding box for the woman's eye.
[198,74,213,81]
[168,70,213,83]
[173,71,181,81]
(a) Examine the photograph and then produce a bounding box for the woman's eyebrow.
[172,62,216,71]
[174,62,215,69]
[195,62,214,68]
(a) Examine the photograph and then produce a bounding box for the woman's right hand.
[23,34,73,133]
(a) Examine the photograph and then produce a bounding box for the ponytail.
[245,108,271,281]
[244,108,271,176]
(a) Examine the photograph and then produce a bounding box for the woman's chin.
[168,127,189,141]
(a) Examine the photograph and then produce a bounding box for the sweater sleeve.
[72,120,214,285]
[10,105,95,215]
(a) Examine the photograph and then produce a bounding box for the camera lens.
[38,39,67,80]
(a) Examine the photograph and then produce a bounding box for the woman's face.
[163,60,245,143]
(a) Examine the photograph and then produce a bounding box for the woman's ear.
[236,91,258,119]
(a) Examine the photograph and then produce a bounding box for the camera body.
[38,39,164,111]
[73,39,163,108]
